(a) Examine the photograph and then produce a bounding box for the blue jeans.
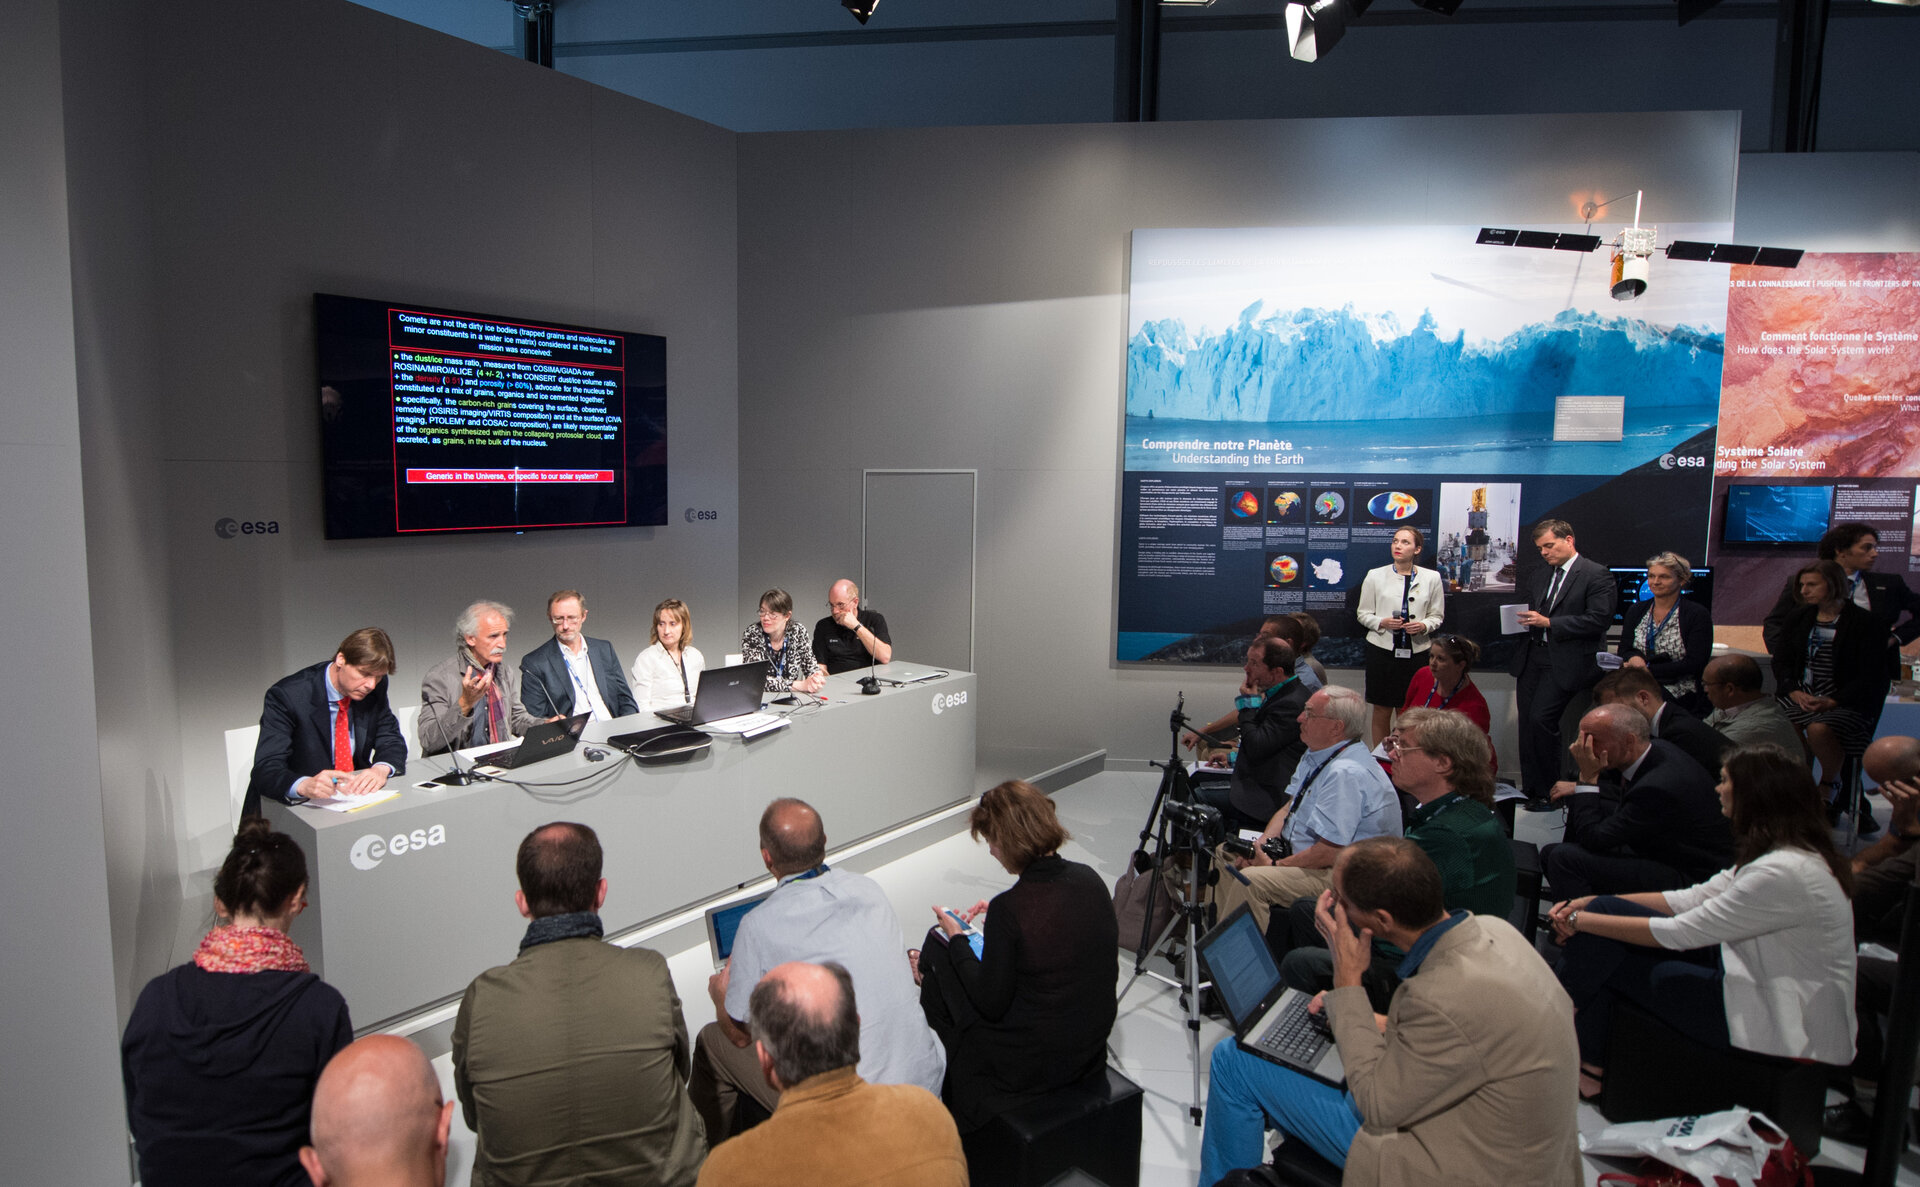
[1198,1037,1362,1187]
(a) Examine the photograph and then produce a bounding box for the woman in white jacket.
[1549,745,1855,1098]
[630,598,706,712]
[1354,526,1445,745]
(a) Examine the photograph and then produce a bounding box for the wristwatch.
[1567,909,1581,932]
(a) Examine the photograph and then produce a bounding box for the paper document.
[316,788,400,813]
[702,712,786,735]
[1499,604,1528,635]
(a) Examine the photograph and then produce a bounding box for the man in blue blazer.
[1510,519,1617,803]
[245,627,408,818]
[518,590,639,722]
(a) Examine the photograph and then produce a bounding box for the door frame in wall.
[861,468,978,673]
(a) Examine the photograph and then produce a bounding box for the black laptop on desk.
[1195,904,1347,1087]
[654,661,769,725]
[472,712,591,771]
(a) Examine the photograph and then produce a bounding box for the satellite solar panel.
[1710,243,1762,265]
[1666,240,1715,261]
[1754,247,1804,268]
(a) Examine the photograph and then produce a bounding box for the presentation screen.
[316,293,667,539]
[1117,224,1731,668]
[1721,483,1834,545]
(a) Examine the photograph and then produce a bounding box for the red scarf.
[192,925,311,974]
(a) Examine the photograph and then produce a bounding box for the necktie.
[1544,564,1565,610]
[1851,573,1870,611]
[332,700,353,771]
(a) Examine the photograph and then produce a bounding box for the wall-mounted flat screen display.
[1722,483,1833,546]
[316,293,666,539]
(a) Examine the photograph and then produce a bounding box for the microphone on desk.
[858,642,881,696]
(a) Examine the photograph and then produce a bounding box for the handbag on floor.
[1583,1108,1812,1187]
[1112,853,1174,954]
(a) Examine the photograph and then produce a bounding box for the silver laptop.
[703,889,775,970]
[654,661,769,725]
[1195,904,1347,1087]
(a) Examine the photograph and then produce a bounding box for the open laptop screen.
[1198,907,1283,1028]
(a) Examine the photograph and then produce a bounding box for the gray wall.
[737,112,1744,769]
[0,0,132,1180]
[59,0,742,1016]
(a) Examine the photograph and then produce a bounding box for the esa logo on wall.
[1658,453,1707,471]
[931,689,969,716]
[350,824,448,870]
[214,517,281,538]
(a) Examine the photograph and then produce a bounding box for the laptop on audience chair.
[654,661,769,725]
[1195,904,1347,1088]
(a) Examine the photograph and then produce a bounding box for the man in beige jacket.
[1198,837,1582,1187]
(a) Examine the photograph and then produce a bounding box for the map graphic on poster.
[1706,253,1920,624]
[1119,224,1732,665]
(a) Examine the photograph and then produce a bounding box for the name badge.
[1393,646,1413,659]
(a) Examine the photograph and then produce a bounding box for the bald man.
[696,962,965,1187]
[812,579,892,674]
[300,1036,452,1187]
[1852,735,1920,945]
[1701,654,1804,756]
[1541,703,1732,899]
[691,799,941,1140]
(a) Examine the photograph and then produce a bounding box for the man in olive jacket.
[453,822,706,1187]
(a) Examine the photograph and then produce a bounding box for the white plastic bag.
[1579,1107,1786,1187]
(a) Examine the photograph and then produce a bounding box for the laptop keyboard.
[1253,996,1334,1065]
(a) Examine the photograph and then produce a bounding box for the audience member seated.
[1215,686,1403,935]
[1550,744,1856,1100]
[1270,708,1515,1011]
[812,578,893,674]
[1543,704,1733,899]
[1185,617,1320,765]
[1828,734,1920,1142]
[1593,666,1731,779]
[1702,654,1805,757]
[453,822,705,1187]
[299,1036,453,1187]
[696,962,966,1187]
[741,588,826,695]
[690,799,942,1139]
[518,589,639,722]
[1191,637,1313,834]
[1198,838,1581,1187]
[915,780,1118,1135]
[1397,634,1494,775]
[245,626,407,816]
[1773,558,1891,821]
[1762,521,1920,662]
[1618,551,1714,717]
[631,598,707,712]
[418,600,542,756]
[1356,526,1445,745]
[122,818,352,1187]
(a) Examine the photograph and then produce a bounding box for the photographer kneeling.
[1214,686,1402,936]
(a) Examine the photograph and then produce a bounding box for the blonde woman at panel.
[630,599,707,712]
[1356,526,1446,746]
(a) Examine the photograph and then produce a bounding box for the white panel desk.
[266,663,975,1026]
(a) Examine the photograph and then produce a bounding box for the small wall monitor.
[316,293,666,539]
[1609,566,1712,625]
[1722,483,1834,546]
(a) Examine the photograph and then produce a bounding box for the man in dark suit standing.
[1592,667,1731,780]
[245,627,408,817]
[1761,522,1920,671]
[1510,519,1617,803]
[518,590,639,723]
[1194,636,1313,834]
[1542,704,1732,898]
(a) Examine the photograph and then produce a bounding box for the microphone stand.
[857,612,881,695]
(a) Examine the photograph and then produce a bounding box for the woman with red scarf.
[122,817,352,1187]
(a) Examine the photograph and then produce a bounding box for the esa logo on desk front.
[931,690,969,716]
[350,825,447,871]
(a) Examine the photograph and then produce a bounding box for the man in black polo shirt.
[812,579,893,674]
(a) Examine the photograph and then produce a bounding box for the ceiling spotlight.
[1285,0,1371,62]
[841,0,879,23]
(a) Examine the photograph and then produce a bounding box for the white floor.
[427,769,1920,1186]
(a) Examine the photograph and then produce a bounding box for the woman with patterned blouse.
[1618,551,1713,718]
[740,587,827,694]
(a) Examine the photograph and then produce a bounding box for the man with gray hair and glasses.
[696,962,966,1187]
[1215,684,1402,934]
[418,600,543,755]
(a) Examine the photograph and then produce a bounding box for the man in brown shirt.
[697,962,967,1187]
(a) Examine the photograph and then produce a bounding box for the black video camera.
[1221,833,1293,863]
[1161,800,1229,850]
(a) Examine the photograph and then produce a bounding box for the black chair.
[1601,998,1828,1158]
[962,1066,1143,1187]
[1265,1137,1343,1187]
[1508,837,1543,946]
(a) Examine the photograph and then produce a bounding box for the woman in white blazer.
[1548,744,1855,1098]
[1354,526,1445,745]
[630,598,706,711]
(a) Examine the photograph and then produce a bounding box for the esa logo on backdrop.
[350,824,448,870]
[214,516,280,538]
[1658,453,1707,471]
[683,508,719,523]
[931,689,969,716]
